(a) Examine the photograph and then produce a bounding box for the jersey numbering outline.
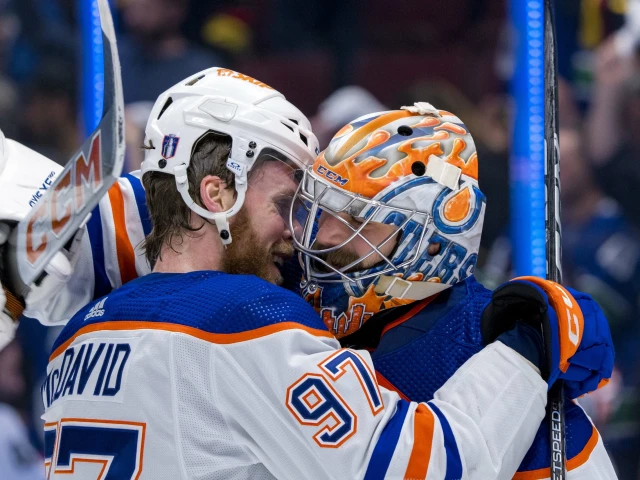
[286,349,383,448]
[44,418,146,479]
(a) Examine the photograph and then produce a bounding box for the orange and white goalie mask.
[291,103,486,338]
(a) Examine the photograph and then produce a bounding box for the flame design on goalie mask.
[313,130,448,198]
[443,138,478,180]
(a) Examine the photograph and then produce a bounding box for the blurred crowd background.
[1,0,640,478]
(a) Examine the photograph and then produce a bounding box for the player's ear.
[200,175,235,213]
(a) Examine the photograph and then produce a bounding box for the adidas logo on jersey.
[84,297,107,321]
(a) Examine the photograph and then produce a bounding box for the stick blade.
[8,0,125,292]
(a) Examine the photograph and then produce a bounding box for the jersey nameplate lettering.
[42,338,138,410]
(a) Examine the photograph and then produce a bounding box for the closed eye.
[275,199,291,215]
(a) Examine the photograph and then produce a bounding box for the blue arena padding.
[509,0,547,278]
[79,0,105,137]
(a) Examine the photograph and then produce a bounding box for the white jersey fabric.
[42,271,547,480]
[24,171,151,326]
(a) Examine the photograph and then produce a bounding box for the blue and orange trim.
[513,426,600,479]
[50,320,334,362]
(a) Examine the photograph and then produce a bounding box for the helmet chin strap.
[173,162,248,246]
[374,275,452,300]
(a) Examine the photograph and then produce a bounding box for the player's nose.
[315,212,353,247]
[284,218,302,241]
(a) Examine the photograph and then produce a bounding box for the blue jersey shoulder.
[53,271,326,352]
[373,276,491,401]
[375,275,491,357]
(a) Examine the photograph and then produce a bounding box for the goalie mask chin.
[291,104,486,338]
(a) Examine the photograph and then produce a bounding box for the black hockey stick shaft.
[544,0,566,478]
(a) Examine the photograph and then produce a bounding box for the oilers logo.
[432,183,485,235]
[161,134,180,159]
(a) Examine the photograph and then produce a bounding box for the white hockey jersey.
[42,271,548,479]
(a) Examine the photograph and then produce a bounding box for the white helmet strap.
[173,162,248,246]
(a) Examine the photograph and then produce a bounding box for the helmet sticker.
[161,134,180,159]
[216,68,274,90]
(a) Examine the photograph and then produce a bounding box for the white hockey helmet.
[141,67,319,244]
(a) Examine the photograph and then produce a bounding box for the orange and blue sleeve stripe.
[364,400,410,480]
[364,400,463,480]
[86,175,151,301]
[86,202,111,300]
[428,401,463,479]
[107,181,138,285]
[404,403,435,479]
[124,173,151,237]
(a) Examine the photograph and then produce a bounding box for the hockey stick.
[544,0,566,478]
[1,0,124,299]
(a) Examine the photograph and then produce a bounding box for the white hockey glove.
[0,130,85,350]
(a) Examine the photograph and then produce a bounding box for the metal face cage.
[290,167,433,285]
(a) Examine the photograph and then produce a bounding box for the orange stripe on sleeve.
[512,426,599,479]
[50,321,334,361]
[107,182,138,285]
[405,404,435,480]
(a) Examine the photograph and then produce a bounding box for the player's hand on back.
[482,277,614,399]
[0,219,85,350]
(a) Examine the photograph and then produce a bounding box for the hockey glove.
[482,277,614,399]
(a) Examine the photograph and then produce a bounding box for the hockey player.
[291,104,617,479]
[36,69,610,479]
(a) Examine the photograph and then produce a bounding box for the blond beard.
[224,208,293,285]
[313,243,372,273]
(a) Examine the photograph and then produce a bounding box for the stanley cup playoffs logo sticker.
[161,134,179,159]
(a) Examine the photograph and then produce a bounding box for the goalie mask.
[291,103,486,338]
[141,67,319,245]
